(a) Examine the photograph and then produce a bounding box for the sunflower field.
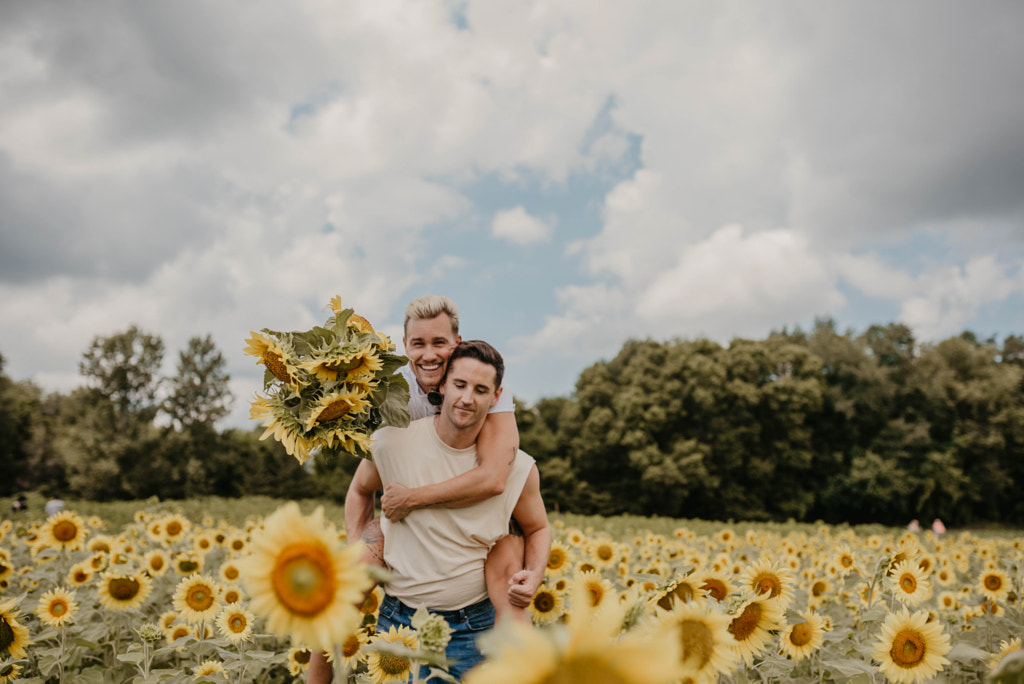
[1,502,1023,683]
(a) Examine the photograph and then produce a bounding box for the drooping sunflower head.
[244,332,302,386]
[240,503,372,652]
[303,387,371,431]
[726,596,786,665]
[252,393,315,464]
[287,645,313,676]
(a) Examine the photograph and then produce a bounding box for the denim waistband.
[381,593,493,622]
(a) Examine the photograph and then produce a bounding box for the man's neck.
[433,414,484,450]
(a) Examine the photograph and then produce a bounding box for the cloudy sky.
[2,0,1023,429]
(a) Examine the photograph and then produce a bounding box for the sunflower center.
[187,585,215,611]
[578,562,596,574]
[0,619,14,650]
[890,629,926,667]
[984,575,1002,591]
[840,555,854,568]
[263,351,294,383]
[150,557,165,571]
[166,522,183,537]
[52,521,78,542]
[378,653,411,676]
[548,550,566,570]
[360,593,379,613]
[789,622,814,647]
[753,573,781,598]
[596,545,614,561]
[701,579,728,601]
[587,585,604,606]
[271,543,337,616]
[812,581,826,597]
[900,574,917,593]
[342,634,362,658]
[316,399,353,423]
[224,590,240,604]
[534,592,556,612]
[678,619,714,669]
[224,567,239,580]
[73,570,89,583]
[51,600,68,617]
[728,602,763,641]
[0,664,13,677]
[179,560,199,573]
[231,540,245,551]
[229,615,247,632]
[109,577,141,601]
[542,658,629,684]
[658,582,696,610]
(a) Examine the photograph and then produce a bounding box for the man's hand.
[506,569,542,608]
[381,483,415,522]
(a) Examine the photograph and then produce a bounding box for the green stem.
[58,627,67,684]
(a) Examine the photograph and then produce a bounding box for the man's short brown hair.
[447,340,504,389]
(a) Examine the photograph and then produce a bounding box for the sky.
[2,0,1023,430]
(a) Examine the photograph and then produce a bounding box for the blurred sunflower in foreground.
[240,502,372,653]
[245,296,410,463]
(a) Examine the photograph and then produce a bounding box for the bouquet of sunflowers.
[244,296,410,463]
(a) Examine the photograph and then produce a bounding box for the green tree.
[80,325,165,425]
[163,335,233,431]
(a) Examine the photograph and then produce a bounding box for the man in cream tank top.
[342,341,550,680]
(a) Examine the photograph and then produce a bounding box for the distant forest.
[3,320,1023,526]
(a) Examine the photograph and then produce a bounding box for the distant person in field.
[11,495,28,514]
[44,495,65,517]
[931,518,946,536]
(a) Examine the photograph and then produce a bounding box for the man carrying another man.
[307,334,550,682]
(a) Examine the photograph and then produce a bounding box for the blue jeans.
[376,593,495,682]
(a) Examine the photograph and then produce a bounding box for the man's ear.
[490,386,502,408]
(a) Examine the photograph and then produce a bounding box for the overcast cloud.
[1,0,1022,428]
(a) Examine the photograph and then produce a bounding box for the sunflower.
[779,610,825,661]
[545,539,574,579]
[366,624,419,684]
[656,575,704,611]
[86,534,115,554]
[222,585,244,605]
[726,595,786,665]
[340,628,371,667]
[250,394,315,464]
[225,535,248,556]
[240,503,371,652]
[35,587,77,628]
[0,663,21,683]
[888,560,932,607]
[314,425,374,458]
[143,550,170,577]
[0,598,32,658]
[465,580,681,684]
[871,607,951,684]
[978,568,1011,602]
[43,510,87,551]
[989,637,1022,671]
[302,348,384,384]
[696,571,733,602]
[192,660,224,680]
[161,514,191,545]
[656,599,739,683]
[97,572,152,612]
[66,562,93,587]
[175,552,204,575]
[159,610,180,632]
[575,570,616,608]
[174,574,223,624]
[219,561,242,585]
[287,646,313,676]
[589,539,618,568]
[215,605,255,644]
[303,387,371,431]
[742,557,795,609]
[244,332,301,386]
[193,531,216,555]
[359,586,384,615]
[528,585,566,625]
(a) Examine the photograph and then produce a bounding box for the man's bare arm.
[506,465,551,607]
[345,459,383,542]
[380,411,518,521]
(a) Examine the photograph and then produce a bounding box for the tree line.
[517,320,1024,527]
[3,320,1022,526]
[0,326,357,504]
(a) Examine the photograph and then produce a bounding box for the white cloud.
[491,206,553,245]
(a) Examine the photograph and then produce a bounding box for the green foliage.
[80,325,165,424]
[163,334,232,430]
